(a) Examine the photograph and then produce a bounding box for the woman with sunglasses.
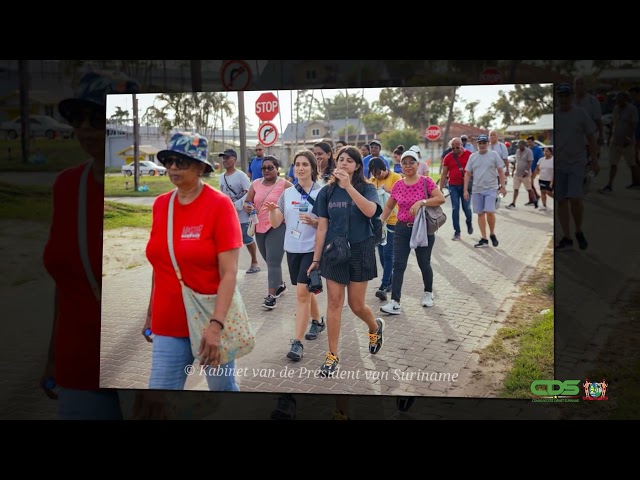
[41,71,138,419]
[243,156,293,309]
[307,146,385,377]
[379,149,446,315]
[144,132,244,391]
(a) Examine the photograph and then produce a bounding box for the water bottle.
[299,196,309,214]
[249,202,259,225]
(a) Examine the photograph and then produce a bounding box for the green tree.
[361,112,391,134]
[338,124,359,137]
[378,86,453,132]
[110,106,130,124]
[294,90,321,122]
[322,91,370,120]
[464,100,480,125]
[379,129,420,152]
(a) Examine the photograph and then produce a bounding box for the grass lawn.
[0,182,52,221]
[0,139,88,172]
[104,201,152,230]
[105,174,220,196]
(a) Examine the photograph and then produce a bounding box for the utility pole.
[238,91,247,173]
[18,60,30,163]
[133,93,140,191]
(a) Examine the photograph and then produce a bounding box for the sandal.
[246,266,261,274]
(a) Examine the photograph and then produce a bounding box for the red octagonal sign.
[256,92,279,122]
[425,125,441,141]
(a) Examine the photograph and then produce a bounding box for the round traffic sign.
[255,92,279,122]
[425,125,441,141]
[221,60,252,91]
[258,122,278,147]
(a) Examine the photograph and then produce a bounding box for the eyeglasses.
[68,107,106,129]
[401,160,417,166]
[255,148,263,151]
[162,156,195,169]
[261,165,276,171]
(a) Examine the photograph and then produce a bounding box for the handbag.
[422,177,447,235]
[167,189,255,365]
[322,186,351,268]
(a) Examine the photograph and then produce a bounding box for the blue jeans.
[57,388,123,420]
[377,226,395,289]
[449,184,473,234]
[149,335,239,391]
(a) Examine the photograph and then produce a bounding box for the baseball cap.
[409,145,421,155]
[477,134,488,142]
[157,132,213,173]
[556,83,573,95]
[369,139,382,147]
[218,148,238,158]
[460,135,468,141]
[400,150,419,162]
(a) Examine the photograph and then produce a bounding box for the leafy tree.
[379,129,420,153]
[489,84,553,127]
[294,90,321,122]
[464,100,480,125]
[337,124,359,137]
[110,106,130,124]
[378,86,453,131]
[361,112,392,134]
[322,91,370,120]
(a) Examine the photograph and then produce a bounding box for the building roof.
[282,118,366,141]
[441,122,489,139]
[116,145,161,157]
[505,114,553,133]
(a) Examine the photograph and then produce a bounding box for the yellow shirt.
[369,171,402,225]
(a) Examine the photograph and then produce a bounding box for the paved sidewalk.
[100,180,554,398]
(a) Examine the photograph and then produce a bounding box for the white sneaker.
[539,205,547,211]
[421,292,434,307]
[381,299,402,315]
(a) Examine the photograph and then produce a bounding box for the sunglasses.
[261,165,276,171]
[68,107,106,129]
[162,156,196,169]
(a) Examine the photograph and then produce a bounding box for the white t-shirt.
[490,141,509,160]
[277,182,322,253]
[538,156,554,182]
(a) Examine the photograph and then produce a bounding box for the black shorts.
[320,235,377,286]
[286,251,314,286]
[539,180,553,192]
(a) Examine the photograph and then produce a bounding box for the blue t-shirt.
[530,145,543,172]
[312,182,382,244]
[287,164,298,184]
[249,156,264,180]
[362,154,390,178]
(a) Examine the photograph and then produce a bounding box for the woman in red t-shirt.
[41,71,141,419]
[143,132,243,391]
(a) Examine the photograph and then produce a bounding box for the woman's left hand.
[199,322,222,367]
[263,201,278,212]
[409,200,424,217]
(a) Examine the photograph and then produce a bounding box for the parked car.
[0,115,74,139]
[121,160,167,176]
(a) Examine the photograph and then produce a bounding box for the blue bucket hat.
[157,132,213,173]
[58,71,140,122]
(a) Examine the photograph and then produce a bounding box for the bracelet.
[209,319,224,330]
[312,260,320,264]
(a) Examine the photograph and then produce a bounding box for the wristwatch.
[421,199,427,206]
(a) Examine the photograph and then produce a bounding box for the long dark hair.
[313,141,336,180]
[327,145,368,196]
[292,149,318,181]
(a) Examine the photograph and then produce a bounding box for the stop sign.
[480,68,502,85]
[425,125,441,141]
[255,92,279,122]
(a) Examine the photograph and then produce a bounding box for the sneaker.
[452,233,461,241]
[534,201,539,209]
[490,234,499,247]
[539,205,547,211]
[505,203,516,209]
[467,223,473,235]
[555,237,573,250]
[599,185,612,194]
[369,318,385,354]
[286,339,304,361]
[381,299,402,315]
[421,291,434,307]
[319,352,339,377]
[331,409,350,420]
[274,282,287,298]
[575,231,588,250]
[474,238,489,248]
[375,287,388,302]
[524,201,535,206]
[396,396,416,412]
[304,317,325,340]
[270,394,296,420]
[262,294,277,309]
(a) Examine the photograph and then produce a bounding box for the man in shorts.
[463,134,507,248]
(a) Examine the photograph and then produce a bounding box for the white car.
[0,115,74,139]
[121,160,167,176]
